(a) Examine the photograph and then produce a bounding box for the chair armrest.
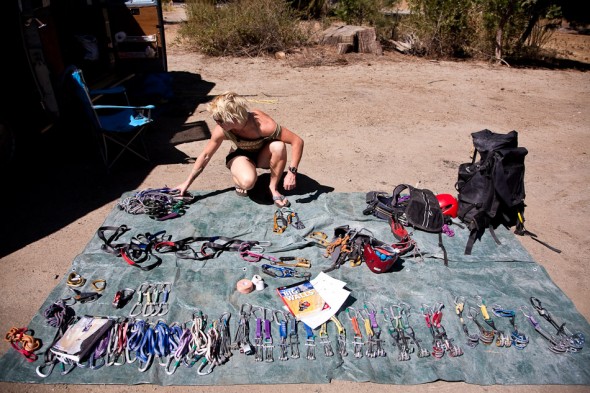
[93,105,155,110]
[90,86,127,96]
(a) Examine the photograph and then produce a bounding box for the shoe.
[273,194,290,208]
[235,186,248,197]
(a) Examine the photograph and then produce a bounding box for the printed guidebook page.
[276,272,350,329]
[276,280,330,320]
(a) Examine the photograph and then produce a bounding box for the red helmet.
[436,194,458,218]
[363,241,399,274]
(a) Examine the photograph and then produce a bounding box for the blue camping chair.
[68,67,155,170]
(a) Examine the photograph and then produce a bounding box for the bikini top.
[223,123,282,152]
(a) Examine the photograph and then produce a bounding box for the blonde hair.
[208,92,249,124]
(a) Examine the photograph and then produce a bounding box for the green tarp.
[0,191,588,385]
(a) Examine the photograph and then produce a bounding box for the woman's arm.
[174,126,226,195]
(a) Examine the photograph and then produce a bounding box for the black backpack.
[455,129,560,254]
[364,184,448,265]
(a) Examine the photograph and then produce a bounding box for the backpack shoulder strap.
[392,184,411,206]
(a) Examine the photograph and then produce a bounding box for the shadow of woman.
[248,172,334,206]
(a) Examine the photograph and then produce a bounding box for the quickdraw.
[527,297,585,353]
[304,323,316,360]
[492,305,529,349]
[330,315,348,357]
[261,264,311,279]
[476,295,510,347]
[467,307,495,345]
[451,295,480,348]
[253,307,264,362]
[261,308,274,362]
[421,303,463,358]
[129,282,171,318]
[233,303,254,355]
[383,304,411,361]
[346,307,364,358]
[288,314,300,359]
[362,303,386,357]
[187,310,209,366]
[319,321,334,357]
[275,310,289,361]
[216,312,233,365]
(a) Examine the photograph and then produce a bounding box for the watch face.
[289,167,297,174]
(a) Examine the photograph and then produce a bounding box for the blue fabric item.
[0,191,588,386]
[97,109,153,132]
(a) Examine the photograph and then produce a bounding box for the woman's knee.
[232,169,257,189]
[268,141,287,159]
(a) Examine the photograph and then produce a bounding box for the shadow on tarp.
[0,191,589,386]
[0,70,214,259]
[248,172,335,206]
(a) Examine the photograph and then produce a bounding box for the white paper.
[299,272,350,329]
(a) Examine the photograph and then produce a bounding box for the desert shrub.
[402,0,477,58]
[332,0,401,42]
[181,0,309,56]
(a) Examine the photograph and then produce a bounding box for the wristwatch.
[288,166,298,174]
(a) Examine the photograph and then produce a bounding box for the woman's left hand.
[283,172,296,191]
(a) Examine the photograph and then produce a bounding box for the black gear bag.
[455,129,560,255]
[364,184,448,265]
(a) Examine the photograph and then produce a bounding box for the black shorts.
[225,149,259,167]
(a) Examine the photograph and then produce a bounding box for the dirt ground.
[1,4,589,393]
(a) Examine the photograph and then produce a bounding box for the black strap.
[514,223,562,253]
[97,225,130,255]
[488,225,502,245]
[438,232,448,267]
